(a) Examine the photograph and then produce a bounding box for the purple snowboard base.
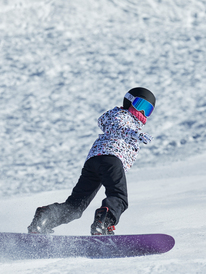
[0,232,175,260]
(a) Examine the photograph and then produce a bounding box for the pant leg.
[65,155,128,226]
[36,158,102,229]
[65,157,102,218]
[97,155,128,225]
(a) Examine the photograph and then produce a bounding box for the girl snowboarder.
[28,87,156,235]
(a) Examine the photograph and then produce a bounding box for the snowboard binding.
[91,207,116,235]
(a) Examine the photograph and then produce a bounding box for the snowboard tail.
[0,232,175,260]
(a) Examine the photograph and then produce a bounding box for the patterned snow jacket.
[86,107,152,172]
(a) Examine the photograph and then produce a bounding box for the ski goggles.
[124,92,154,117]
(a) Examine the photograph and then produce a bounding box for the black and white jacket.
[86,107,152,171]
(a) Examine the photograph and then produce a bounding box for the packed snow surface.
[0,0,206,273]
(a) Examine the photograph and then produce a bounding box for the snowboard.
[0,232,175,260]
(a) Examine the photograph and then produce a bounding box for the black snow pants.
[65,155,128,225]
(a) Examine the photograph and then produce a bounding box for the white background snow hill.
[0,0,206,273]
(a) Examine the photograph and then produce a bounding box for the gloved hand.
[138,132,153,144]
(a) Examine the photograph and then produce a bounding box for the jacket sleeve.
[113,114,140,140]
[98,108,140,140]
[115,116,153,144]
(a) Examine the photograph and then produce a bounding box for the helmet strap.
[124,92,135,103]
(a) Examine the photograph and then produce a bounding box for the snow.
[0,155,206,273]
[0,0,206,273]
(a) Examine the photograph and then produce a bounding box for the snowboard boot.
[91,207,116,235]
[28,203,71,234]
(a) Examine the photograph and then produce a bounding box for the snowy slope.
[0,153,206,273]
[0,0,206,196]
[0,0,206,273]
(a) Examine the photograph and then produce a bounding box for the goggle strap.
[124,92,136,103]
